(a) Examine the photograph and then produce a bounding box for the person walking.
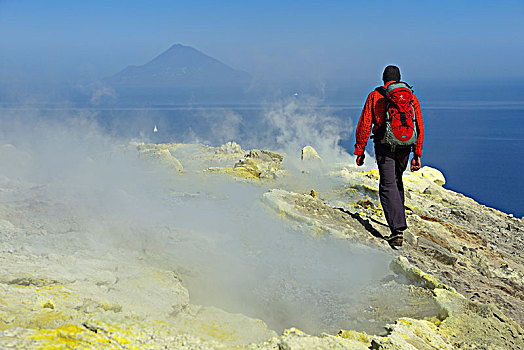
[354,65,424,248]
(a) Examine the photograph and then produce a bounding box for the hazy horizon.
[1,1,523,87]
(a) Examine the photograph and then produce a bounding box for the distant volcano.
[105,44,251,89]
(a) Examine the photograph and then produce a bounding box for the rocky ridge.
[0,141,523,349]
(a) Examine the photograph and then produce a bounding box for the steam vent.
[0,141,523,349]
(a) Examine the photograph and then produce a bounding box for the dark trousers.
[374,142,411,233]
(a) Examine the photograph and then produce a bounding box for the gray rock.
[418,166,446,186]
[234,149,284,179]
[416,237,458,266]
[301,145,322,162]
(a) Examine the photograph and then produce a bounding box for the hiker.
[354,65,424,248]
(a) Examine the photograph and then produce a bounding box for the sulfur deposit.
[0,140,523,349]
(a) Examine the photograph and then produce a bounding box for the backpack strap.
[399,81,413,90]
[375,86,387,98]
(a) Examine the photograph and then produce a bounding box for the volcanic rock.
[1,140,523,349]
[301,145,322,163]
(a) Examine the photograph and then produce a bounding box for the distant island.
[103,44,252,104]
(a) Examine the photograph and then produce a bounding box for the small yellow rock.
[42,300,55,309]
[337,329,371,346]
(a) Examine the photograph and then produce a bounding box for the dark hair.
[382,65,401,83]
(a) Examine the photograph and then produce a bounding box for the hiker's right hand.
[356,154,365,166]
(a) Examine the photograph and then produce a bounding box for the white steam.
[262,96,353,165]
[0,106,387,335]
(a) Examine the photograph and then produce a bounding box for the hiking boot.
[386,234,403,249]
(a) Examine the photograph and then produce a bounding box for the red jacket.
[354,81,424,157]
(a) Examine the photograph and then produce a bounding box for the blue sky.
[1,0,523,84]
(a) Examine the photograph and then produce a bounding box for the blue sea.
[73,99,523,218]
[418,104,523,218]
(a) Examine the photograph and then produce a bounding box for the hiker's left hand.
[411,156,421,172]
[356,154,365,166]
